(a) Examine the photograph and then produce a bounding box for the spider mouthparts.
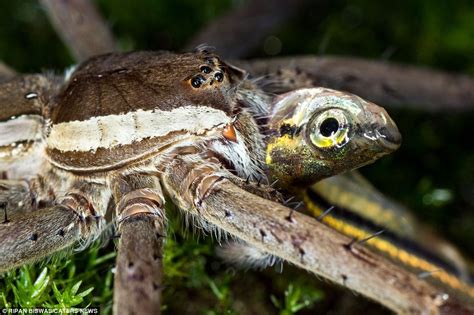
[222,124,237,142]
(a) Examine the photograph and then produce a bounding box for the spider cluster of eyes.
[190,63,224,88]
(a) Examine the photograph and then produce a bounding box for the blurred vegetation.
[0,0,473,314]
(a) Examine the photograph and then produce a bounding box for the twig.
[185,0,312,58]
[40,0,118,61]
[235,56,474,112]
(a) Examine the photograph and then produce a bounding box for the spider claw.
[293,201,304,210]
[270,179,279,187]
[276,261,284,273]
[316,205,335,221]
[283,196,295,205]
[344,237,358,250]
[418,269,441,279]
[357,229,385,245]
[285,208,295,222]
[285,200,303,222]
[245,175,251,184]
[344,230,385,250]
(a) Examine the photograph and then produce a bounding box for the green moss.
[0,246,114,312]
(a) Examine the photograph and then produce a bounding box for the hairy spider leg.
[111,173,166,315]
[0,181,108,272]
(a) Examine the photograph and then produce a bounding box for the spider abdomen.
[46,105,232,172]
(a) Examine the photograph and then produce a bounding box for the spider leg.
[0,74,62,179]
[0,186,105,272]
[111,174,166,315]
[161,155,450,314]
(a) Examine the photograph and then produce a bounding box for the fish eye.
[308,109,350,149]
[320,117,339,137]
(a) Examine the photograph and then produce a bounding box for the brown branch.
[185,0,312,58]
[40,0,118,62]
[235,56,474,112]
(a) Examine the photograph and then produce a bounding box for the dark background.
[0,0,473,314]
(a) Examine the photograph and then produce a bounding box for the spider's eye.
[308,109,350,149]
[319,117,339,137]
[200,66,212,74]
[191,75,206,88]
[214,72,224,82]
